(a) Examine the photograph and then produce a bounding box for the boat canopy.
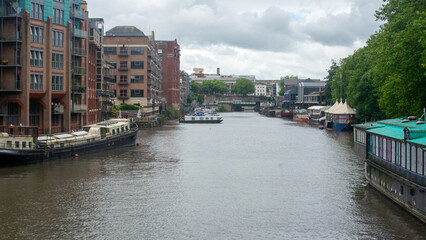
[325,100,356,114]
[308,106,328,111]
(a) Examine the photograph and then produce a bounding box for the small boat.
[293,109,308,122]
[280,109,293,118]
[179,112,223,123]
[0,118,138,166]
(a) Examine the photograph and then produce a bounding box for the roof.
[354,117,426,146]
[325,100,356,114]
[106,26,145,37]
[307,105,328,110]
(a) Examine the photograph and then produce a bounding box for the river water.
[0,112,424,239]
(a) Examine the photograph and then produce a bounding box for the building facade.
[156,40,180,110]
[103,26,162,119]
[0,0,89,133]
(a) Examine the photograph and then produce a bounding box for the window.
[131,47,144,55]
[30,73,43,90]
[30,49,43,67]
[52,52,64,69]
[120,89,127,97]
[109,61,117,69]
[31,2,43,20]
[104,47,116,55]
[52,30,64,47]
[29,102,40,126]
[119,47,128,55]
[131,61,144,69]
[52,75,63,91]
[52,114,60,124]
[15,141,19,148]
[119,75,128,83]
[131,75,144,83]
[53,0,64,2]
[22,142,26,148]
[119,61,128,69]
[131,89,144,97]
[53,8,64,25]
[30,26,43,43]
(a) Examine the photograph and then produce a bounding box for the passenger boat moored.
[353,112,426,223]
[0,118,138,166]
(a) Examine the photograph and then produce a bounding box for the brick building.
[0,0,89,133]
[156,40,180,109]
[103,26,162,119]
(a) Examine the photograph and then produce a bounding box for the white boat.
[0,118,138,166]
[179,112,223,123]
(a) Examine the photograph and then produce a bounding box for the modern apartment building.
[104,26,162,119]
[156,39,180,109]
[0,0,89,133]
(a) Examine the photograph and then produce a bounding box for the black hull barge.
[353,115,426,223]
[0,119,138,166]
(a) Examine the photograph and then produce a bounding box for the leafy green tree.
[201,80,228,95]
[324,60,338,105]
[190,81,201,94]
[232,78,255,96]
[372,0,426,117]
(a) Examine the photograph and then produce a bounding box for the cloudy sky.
[87,0,384,80]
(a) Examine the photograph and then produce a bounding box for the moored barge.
[0,118,138,166]
[353,114,426,222]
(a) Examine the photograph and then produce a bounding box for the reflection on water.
[0,112,424,239]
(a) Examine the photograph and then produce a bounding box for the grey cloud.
[302,1,382,46]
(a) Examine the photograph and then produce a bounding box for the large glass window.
[30,49,43,67]
[131,89,143,97]
[30,73,43,91]
[120,89,127,97]
[52,30,64,47]
[52,52,64,69]
[29,102,40,126]
[119,61,128,69]
[131,61,144,69]
[53,8,64,24]
[30,26,43,44]
[104,47,116,55]
[119,75,128,83]
[131,47,144,55]
[31,2,43,20]
[52,75,63,91]
[131,75,144,83]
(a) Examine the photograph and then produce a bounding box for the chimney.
[217,68,220,75]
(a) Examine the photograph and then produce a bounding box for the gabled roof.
[106,26,145,37]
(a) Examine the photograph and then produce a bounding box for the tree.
[201,80,228,95]
[190,81,201,94]
[232,78,255,96]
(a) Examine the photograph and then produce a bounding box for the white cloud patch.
[88,0,384,79]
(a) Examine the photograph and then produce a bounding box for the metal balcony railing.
[71,85,86,94]
[71,9,87,20]
[0,56,22,66]
[72,47,87,56]
[72,28,87,38]
[52,104,64,114]
[72,66,86,75]
[71,104,87,112]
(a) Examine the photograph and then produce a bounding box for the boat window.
[60,143,64,147]
[126,126,128,131]
[28,142,32,148]
[121,127,124,132]
[87,139,90,143]
[15,141,19,148]
[117,128,120,134]
[192,117,195,120]
[112,129,115,135]
[22,142,26,148]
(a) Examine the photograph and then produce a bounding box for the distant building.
[156,40,180,109]
[190,68,256,95]
[103,26,162,118]
[296,81,326,107]
[255,83,266,96]
[180,71,190,105]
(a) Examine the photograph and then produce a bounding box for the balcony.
[0,7,21,18]
[0,32,21,42]
[0,57,22,67]
[71,9,87,20]
[72,47,87,56]
[0,78,21,93]
[72,66,86,75]
[71,104,87,113]
[72,28,87,39]
[71,85,86,94]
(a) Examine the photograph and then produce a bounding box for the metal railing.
[72,47,87,56]
[72,28,87,38]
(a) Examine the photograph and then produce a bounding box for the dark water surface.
[0,112,424,239]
